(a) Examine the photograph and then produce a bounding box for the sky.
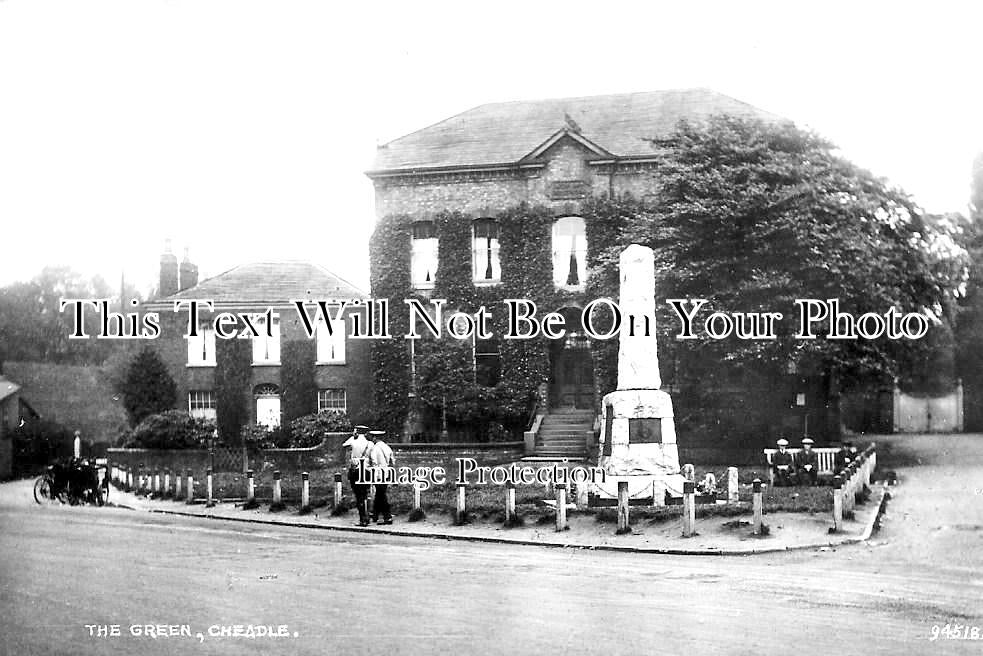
[0,0,980,295]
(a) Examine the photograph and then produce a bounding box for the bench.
[762,447,840,486]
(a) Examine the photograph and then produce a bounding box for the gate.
[893,380,964,433]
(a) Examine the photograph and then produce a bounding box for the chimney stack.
[159,240,179,297]
[179,246,199,292]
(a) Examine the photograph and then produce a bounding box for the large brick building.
[146,245,373,436]
[366,89,784,453]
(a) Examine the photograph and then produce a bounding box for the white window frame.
[188,390,217,420]
[187,325,216,366]
[552,216,588,291]
[315,317,346,364]
[411,222,438,290]
[251,313,281,365]
[472,218,501,285]
[317,388,347,413]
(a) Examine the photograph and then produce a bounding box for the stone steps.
[534,409,594,458]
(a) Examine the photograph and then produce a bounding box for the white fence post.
[616,481,630,534]
[832,475,843,531]
[206,467,214,507]
[186,469,194,504]
[333,472,343,509]
[682,480,696,537]
[752,478,763,535]
[555,484,567,532]
[727,466,739,504]
[246,469,255,503]
[301,472,310,508]
[456,483,467,524]
[505,481,515,522]
[272,470,282,505]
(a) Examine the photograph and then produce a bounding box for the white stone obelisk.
[593,244,683,505]
[617,245,661,391]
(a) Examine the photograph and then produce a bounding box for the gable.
[369,88,783,174]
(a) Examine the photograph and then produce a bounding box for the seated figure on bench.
[796,437,818,486]
[835,440,858,473]
[771,438,796,486]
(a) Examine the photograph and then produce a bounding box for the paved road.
[1,433,982,655]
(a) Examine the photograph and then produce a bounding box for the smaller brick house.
[145,246,373,432]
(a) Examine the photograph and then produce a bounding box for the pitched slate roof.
[370,88,783,173]
[163,262,366,304]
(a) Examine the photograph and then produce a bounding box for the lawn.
[183,459,836,525]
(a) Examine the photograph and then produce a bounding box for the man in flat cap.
[835,440,858,473]
[796,437,819,486]
[771,438,795,486]
[368,430,394,524]
[343,425,372,526]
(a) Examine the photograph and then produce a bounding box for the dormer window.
[472,218,501,284]
[552,216,588,290]
[411,221,438,290]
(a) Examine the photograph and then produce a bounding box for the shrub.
[122,346,177,426]
[240,424,290,449]
[121,411,214,449]
[287,412,352,448]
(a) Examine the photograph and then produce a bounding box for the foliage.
[238,411,350,449]
[369,214,413,435]
[121,410,214,449]
[281,340,317,423]
[215,337,251,444]
[121,346,177,426]
[370,204,559,440]
[632,116,966,390]
[0,266,144,365]
[288,411,352,447]
[240,423,289,449]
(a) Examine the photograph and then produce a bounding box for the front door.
[549,337,595,409]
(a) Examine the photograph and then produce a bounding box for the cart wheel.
[33,477,51,504]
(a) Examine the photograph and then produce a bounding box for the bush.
[288,412,352,448]
[240,424,290,449]
[122,346,177,427]
[121,411,214,449]
[240,412,349,450]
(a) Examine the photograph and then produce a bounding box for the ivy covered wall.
[369,198,646,441]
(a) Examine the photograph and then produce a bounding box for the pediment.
[519,128,613,163]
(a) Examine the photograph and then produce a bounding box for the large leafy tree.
[594,116,965,391]
[0,266,143,364]
[121,346,177,426]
